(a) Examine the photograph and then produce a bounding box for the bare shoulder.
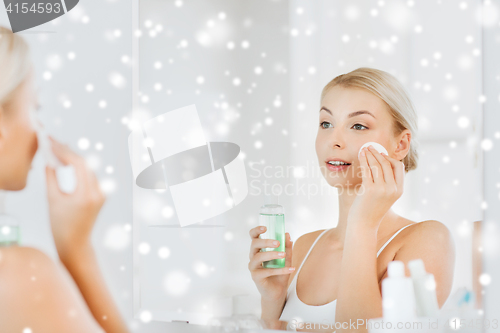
[401,220,454,248]
[293,229,327,258]
[394,220,456,307]
[0,246,54,279]
[0,247,101,332]
[394,219,455,260]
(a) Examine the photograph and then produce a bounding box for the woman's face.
[0,70,39,190]
[315,85,409,189]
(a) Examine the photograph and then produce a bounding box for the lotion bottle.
[382,260,417,323]
[408,259,440,317]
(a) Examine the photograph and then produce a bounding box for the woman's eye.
[352,123,367,130]
[320,121,332,129]
[320,122,367,130]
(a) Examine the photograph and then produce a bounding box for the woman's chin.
[4,183,27,191]
[7,173,30,191]
[327,178,361,189]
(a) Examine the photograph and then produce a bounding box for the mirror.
[134,0,497,331]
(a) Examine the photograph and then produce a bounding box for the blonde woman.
[248,67,456,332]
[0,27,129,332]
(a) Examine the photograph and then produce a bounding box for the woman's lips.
[325,162,351,172]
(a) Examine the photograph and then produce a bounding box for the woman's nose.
[328,128,345,149]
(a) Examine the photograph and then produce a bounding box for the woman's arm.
[45,138,129,333]
[257,231,297,330]
[258,232,314,331]
[334,147,403,330]
[261,295,288,330]
[335,222,383,330]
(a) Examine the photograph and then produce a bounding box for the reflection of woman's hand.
[248,227,295,302]
[348,145,405,229]
[45,137,105,261]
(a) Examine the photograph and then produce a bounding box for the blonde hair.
[0,26,32,107]
[321,67,419,173]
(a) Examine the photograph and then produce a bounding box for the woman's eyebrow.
[320,106,332,115]
[348,110,376,119]
[319,106,376,119]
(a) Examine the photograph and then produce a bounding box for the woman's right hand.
[45,137,105,262]
[248,226,295,301]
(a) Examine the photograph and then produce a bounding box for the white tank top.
[279,224,413,329]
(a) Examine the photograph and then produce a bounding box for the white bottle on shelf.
[408,259,440,318]
[382,260,417,323]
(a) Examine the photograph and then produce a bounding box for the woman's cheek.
[30,130,38,160]
[21,119,38,162]
[30,125,38,156]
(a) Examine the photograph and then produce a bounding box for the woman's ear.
[394,129,411,161]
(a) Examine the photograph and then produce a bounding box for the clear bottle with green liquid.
[0,190,20,247]
[259,194,285,268]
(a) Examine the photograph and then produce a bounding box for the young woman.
[0,27,130,332]
[248,67,456,332]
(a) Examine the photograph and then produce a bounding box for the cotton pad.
[358,141,389,157]
[31,112,77,194]
[55,165,77,194]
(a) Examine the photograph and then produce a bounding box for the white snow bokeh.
[163,270,191,296]
[158,246,171,259]
[192,261,210,277]
[108,72,127,89]
[103,224,131,251]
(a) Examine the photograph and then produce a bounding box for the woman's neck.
[331,186,400,246]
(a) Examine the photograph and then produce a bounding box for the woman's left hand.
[347,145,405,230]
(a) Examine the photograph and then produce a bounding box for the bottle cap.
[387,260,405,278]
[263,192,280,205]
[408,259,426,278]
[260,192,284,215]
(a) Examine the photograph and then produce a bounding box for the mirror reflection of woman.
[248,67,455,332]
[0,27,129,332]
